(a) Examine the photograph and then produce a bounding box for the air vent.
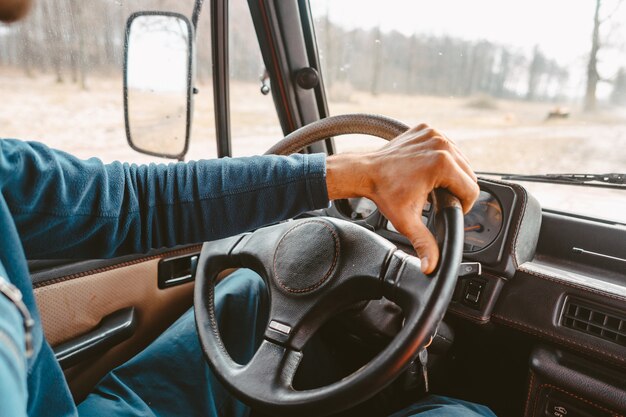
[561,298,626,347]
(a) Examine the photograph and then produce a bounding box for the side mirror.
[124,12,195,160]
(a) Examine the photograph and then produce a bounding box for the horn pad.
[272,220,340,294]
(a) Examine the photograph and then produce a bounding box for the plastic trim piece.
[54,307,136,369]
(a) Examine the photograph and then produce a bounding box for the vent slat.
[561,299,626,348]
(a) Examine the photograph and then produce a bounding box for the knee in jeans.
[220,268,267,301]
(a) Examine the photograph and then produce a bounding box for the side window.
[0,0,216,163]
[229,0,283,156]
[310,0,626,175]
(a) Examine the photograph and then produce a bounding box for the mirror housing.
[124,11,195,160]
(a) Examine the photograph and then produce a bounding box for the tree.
[611,67,626,105]
[584,0,624,111]
[369,26,382,95]
[526,46,545,101]
[585,0,602,111]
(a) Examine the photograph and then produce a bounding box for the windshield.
[310,0,626,223]
[0,1,624,223]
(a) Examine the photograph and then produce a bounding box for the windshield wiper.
[477,172,626,189]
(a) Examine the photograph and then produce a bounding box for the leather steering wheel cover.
[194,235,248,371]
[264,113,408,156]
[194,212,464,416]
[194,114,465,416]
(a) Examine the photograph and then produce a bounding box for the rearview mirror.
[124,12,194,160]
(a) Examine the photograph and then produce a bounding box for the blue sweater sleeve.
[0,139,329,259]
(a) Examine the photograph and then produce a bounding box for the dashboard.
[320,177,542,321]
[329,179,530,276]
[315,177,542,324]
[313,178,626,416]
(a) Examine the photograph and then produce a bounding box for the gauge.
[336,197,378,220]
[463,191,503,253]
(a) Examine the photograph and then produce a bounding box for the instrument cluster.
[331,179,520,268]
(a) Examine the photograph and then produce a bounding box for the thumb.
[403,219,440,275]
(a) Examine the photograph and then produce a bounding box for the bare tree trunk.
[405,35,417,94]
[611,68,626,105]
[17,25,34,77]
[41,0,64,83]
[69,0,87,90]
[526,46,542,100]
[585,0,602,112]
[322,6,334,86]
[369,26,382,96]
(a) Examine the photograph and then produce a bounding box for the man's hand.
[326,124,479,274]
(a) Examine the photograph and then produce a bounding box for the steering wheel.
[194,114,464,416]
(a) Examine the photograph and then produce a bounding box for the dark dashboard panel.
[327,179,532,278]
[318,178,542,325]
[463,190,504,253]
[461,181,518,267]
[316,179,625,414]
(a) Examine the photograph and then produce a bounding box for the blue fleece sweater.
[0,139,328,417]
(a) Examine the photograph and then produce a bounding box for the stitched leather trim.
[36,258,194,399]
[492,314,626,368]
[207,274,228,356]
[524,370,535,417]
[33,245,203,289]
[519,266,626,303]
[480,178,528,269]
[508,183,528,269]
[447,304,490,324]
[532,383,622,417]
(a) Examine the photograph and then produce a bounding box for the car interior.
[2,0,624,416]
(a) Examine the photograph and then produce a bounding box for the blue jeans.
[78,270,495,417]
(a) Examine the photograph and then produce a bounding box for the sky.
[127,16,189,92]
[310,0,626,97]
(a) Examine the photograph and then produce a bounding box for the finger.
[439,133,478,187]
[436,153,480,214]
[451,146,478,182]
[400,126,435,144]
[401,216,439,274]
[444,132,471,165]
[442,132,457,146]
[425,134,477,183]
[407,123,429,134]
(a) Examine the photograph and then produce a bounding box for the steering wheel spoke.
[231,339,302,401]
[382,250,433,314]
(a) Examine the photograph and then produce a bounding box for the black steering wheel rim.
[194,114,465,417]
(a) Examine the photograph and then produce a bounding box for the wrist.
[326,153,375,200]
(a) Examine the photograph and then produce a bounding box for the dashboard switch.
[458,262,482,277]
[544,397,601,417]
[463,279,485,306]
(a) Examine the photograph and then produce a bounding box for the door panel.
[32,245,201,402]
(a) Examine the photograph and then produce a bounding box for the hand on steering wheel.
[325,123,478,273]
[267,113,479,273]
